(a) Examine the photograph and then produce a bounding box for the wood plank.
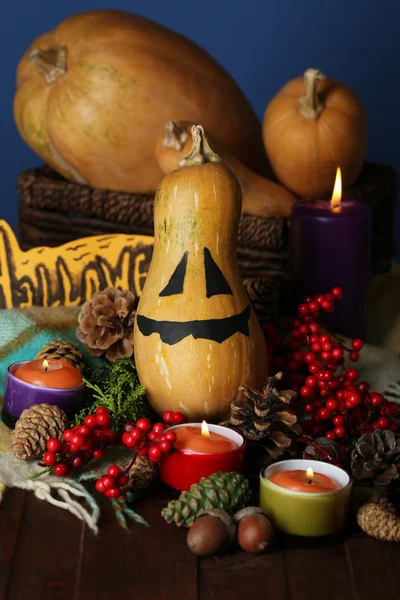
[0,489,26,599]
[283,532,355,600]
[346,528,400,600]
[78,485,198,600]
[7,492,83,599]
[199,545,287,600]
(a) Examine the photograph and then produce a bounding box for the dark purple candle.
[2,361,85,428]
[290,197,371,338]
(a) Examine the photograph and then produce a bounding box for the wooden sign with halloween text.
[0,220,154,308]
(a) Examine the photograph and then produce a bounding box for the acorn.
[186,508,236,556]
[234,507,274,554]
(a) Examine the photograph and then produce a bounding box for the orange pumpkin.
[262,68,367,197]
[14,10,269,193]
[134,126,267,419]
[155,121,295,217]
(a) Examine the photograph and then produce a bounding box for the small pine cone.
[128,456,158,490]
[11,404,68,460]
[357,503,400,542]
[37,341,85,373]
[76,287,137,363]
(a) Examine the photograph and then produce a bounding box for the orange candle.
[174,421,237,454]
[14,359,83,389]
[269,468,339,493]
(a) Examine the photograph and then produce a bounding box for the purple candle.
[290,170,371,338]
[2,360,85,428]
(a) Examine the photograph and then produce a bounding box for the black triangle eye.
[159,251,188,296]
[204,248,232,298]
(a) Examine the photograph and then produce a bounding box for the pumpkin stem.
[179,125,221,167]
[298,68,326,120]
[29,47,68,85]
[163,122,190,151]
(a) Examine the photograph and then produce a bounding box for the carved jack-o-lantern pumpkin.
[134,126,267,420]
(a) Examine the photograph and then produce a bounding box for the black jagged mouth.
[137,305,251,346]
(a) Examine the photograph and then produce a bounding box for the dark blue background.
[1,1,399,253]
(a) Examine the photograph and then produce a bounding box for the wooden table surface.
[1,485,400,600]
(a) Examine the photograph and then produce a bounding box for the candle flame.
[42,359,49,372]
[201,420,210,438]
[330,167,342,211]
[306,467,314,479]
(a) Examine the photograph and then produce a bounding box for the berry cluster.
[42,406,115,476]
[264,288,398,445]
[41,408,187,486]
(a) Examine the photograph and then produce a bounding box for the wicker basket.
[17,163,397,320]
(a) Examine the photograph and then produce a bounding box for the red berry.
[43,451,57,466]
[159,440,173,453]
[93,448,103,459]
[309,362,322,374]
[332,415,345,426]
[95,479,106,493]
[300,385,313,399]
[334,426,346,438]
[331,287,343,298]
[130,429,143,443]
[331,347,344,360]
[304,403,315,414]
[122,433,136,448]
[377,417,390,429]
[326,431,336,440]
[320,388,330,398]
[346,368,359,381]
[96,413,111,427]
[148,445,163,463]
[321,300,333,312]
[346,391,361,407]
[311,343,322,353]
[298,303,309,315]
[318,408,331,420]
[326,398,338,411]
[172,412,186,425]
[357,381,369,393]
[309,322,320,334]
[63,429,74,442]
[84,415,97,428]
[72,457,83,469]
[69,444,80,454]
[349,351,360,362]
[124,422,135,433]
[136,418,152,432]
[147,431,157,442]
[165,431,177,443]
[308,301,319,313]
[101,475,115,490]
[321,351,331,361]
[306,376,317,388]
[78,425,91,437]
[292,351,304,363]
[118,473,129,486]
[319,334,330,343]
[106,465,121,478]
[351,339,364,351]
[46,438,61,453]
[71,433,84,449]
[54,464,68,477]
[95,406,109,415]
[105,487,121,499]
[152,423,165,435]
[103,429,115,444]
[304,352,316,364]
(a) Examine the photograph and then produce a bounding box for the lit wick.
[306,467,314,485]
[201,420,210,439]
[330,167,342,213]
[42,359,49,372]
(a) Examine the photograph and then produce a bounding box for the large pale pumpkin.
[14,10,268,192]
[134,126,267,420]
[262,68,367,197]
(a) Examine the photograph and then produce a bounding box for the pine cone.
[220,372,301,460]
[37,341,85,373]
[76,287,137,363]
[162,472,251,527]
[351,430,400,486]
[11,404,68,460]
[357,503,400,542]
[128,456,158,490]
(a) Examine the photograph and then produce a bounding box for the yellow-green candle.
[260,459,352,537]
